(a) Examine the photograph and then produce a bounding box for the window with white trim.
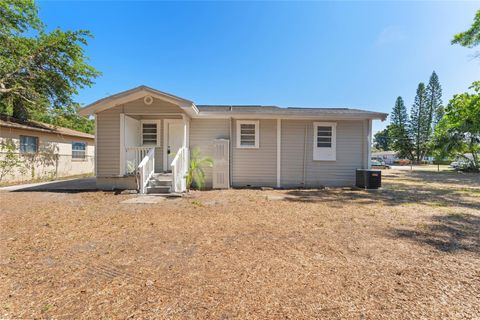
[237,120,259,148]
[313,122,336,161]
[142,123,158,145]
[72,142,86,160]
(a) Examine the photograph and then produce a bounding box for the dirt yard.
[1,170,479,319]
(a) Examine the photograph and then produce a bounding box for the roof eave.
[195,112,388,121]
[78,86,197,117]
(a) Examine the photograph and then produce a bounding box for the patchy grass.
[0,170,479,319]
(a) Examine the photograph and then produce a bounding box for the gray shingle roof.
[196,105,387,119]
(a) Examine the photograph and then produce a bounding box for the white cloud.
[375,26,407,47]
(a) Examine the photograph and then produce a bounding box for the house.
[0,115,94,183]
[371,150,398,164]
[79,86,387,193]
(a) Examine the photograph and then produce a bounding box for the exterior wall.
[189,118,230,188]
[0,126,94,183]
[281,120,365,187]
[96,97,184,180]
[97,107,121,176]
[231,119,277,187]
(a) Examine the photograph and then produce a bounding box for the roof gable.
[79,86,198,117]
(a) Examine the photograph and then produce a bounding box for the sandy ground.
[0,170,479,319]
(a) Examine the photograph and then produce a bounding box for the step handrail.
[170,146,189,193]
[138,147,155,194]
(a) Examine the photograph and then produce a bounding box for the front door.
[166,120,184,171]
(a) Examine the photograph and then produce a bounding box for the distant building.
[372,150,398,164]
[0,115,95,183]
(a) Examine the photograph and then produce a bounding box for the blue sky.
[38,1,479,133]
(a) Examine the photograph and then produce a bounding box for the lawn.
[1,170,479,319]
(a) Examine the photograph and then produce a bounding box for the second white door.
[166,120,184,171]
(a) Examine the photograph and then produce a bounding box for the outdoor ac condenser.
[212,139,230,189]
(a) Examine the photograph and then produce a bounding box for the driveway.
[0,177,97,192]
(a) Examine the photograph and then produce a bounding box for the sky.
[38,1,479,134]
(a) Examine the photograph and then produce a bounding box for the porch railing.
[171,146,189,193]
[137,147,155,194]
[125,146,152,174]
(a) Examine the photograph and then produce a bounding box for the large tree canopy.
[432,82,480,171]
[0,0,100,121]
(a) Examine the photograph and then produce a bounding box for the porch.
[120,113,190,194]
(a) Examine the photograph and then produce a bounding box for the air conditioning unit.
[212,139,230,189]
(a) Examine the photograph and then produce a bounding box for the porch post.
[181,114,190,148]
[119,113,125,175]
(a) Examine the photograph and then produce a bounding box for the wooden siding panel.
[281,120,364,187]
[232,119,277,187]
[96,108,121,177]
[189,119,230,188]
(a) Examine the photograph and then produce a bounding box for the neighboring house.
[371,150,398,164]
[0,115,94,183]
[79,86,387,193]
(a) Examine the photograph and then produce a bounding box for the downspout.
[302,124,307,186]
[229,114,233,188]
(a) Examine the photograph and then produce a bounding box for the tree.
[388,96,413,159]
[32,104,94,134]
[409,83,429,163]
[452,10,480,48]
[421,71,444,161]
[373,128,391,151]
[0,0,100,120]
[431,81,480,171]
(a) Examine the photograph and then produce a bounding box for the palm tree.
[185,147,213,190]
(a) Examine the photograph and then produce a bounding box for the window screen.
[20,136,38,153]
[240,123,256,147]
[316,126,332,148]
[72,142,86,160]
[142,123,157,145]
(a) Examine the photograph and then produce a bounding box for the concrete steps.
[146,173,173,194]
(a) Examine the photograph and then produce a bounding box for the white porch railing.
[137,147,155,194]
[171,146,189,193]
[125,146,152,174]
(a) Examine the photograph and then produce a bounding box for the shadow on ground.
[383,170,480,187]
[283,182,479,210]
[390,213,480,254]
[10,178,97,193]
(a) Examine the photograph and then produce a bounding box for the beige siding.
[96,97,185,178]
[189,119,230,188]
[281,120,364,187]
[232,119,277,187]
[96,108,121,177]
[0,126,94,183]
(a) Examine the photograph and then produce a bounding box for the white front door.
[166,120,184,171]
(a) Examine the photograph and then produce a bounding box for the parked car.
[371,159,390,169]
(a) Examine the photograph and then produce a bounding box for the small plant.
[126,161,136,175]
[0,139,26,182]
[185,147,213,190]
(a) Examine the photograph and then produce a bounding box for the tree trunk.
[12,100,29,121]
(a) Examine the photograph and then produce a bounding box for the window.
[313,122,336,161]
[142,123,157,145]
[19,136,38,153]
[237,120,259,148]
[72,142,86,160]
